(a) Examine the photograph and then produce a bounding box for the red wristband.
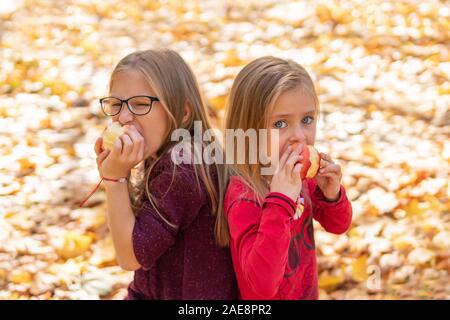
[102,176,127,183]
[79,176,127,207]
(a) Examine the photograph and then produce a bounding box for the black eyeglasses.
[100,95,160,116]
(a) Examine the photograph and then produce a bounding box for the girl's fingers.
[111,137,123,157]
[285,150,301,169]
[288,144,303,167]
[138,146,144,163]
[125,126,143,160]
[293,163,302,175]
[96,149,110,168]
[286,154,302,183]
[122,127,137,156]
[319,164,341,174]
[99,149,110,161]
[278,145,293,169]
[274,145,291,175]
[320,153,334,164]
[319,158,328,169]
[317,171,341,182]
[120,134,133,157]
[318,166,342,181]
[283,145,303,177]
[94,137,104,156]
[320,158,335,170]
[286,154,301,168]
[320,153,330,161]
[292,163,302,184]
[137,130,145,162]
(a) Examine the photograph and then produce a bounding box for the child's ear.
[182,104,192,125]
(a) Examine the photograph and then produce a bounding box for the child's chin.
[147,151,157,160]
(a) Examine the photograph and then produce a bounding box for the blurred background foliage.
[0,0,448,299]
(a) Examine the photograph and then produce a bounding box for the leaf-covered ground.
[0,0,448,299]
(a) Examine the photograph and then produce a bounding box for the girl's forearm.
[104,181,141,271]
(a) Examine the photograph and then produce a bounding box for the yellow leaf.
[319,270,345,291]
[351,256,369,282]
[404,199,425,216]
[0,269,8,281]
[9,292,20,300]
[59,231,94,259]
[9,270,33,284]
[4,211,34,231]
[39,117,53,129]
[393,235,417,251]
[209,95,228,111]
[366,104,378,114]
[361,142,380,163]
[223,50,245,67]
[423,195,446,213]
[18,158,35,173]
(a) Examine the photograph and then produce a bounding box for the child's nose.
[290,125,307,143]
[117,104,135,123]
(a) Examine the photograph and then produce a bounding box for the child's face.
[267,86,317,159]
[110,69,170,159]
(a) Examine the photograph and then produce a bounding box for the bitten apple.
[292,143,321,180]
[102,122,124,150]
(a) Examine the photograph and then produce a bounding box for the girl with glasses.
[93,49,237,300]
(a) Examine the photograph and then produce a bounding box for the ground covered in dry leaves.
[0,0,448,299]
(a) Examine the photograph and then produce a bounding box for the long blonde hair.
[223,56,320,225]
[110,49,229,246]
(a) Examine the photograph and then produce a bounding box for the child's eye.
[273,120,287,129]
[302,116,314,124]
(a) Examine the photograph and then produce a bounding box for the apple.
[292,143,321,180]
[102,122,124,150]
